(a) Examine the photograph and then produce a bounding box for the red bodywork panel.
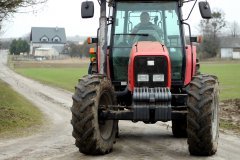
[97,47,100,72]
[128,41,171,92]
[184,45,197,85]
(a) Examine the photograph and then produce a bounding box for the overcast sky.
[1,0,239,38]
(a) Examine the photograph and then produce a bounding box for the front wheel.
[187,74,220,156]
[71,75,118,155]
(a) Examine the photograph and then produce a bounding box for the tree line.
[7,38,94,57]
[67,40,95,58]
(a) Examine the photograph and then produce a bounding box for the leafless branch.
[0,0,47,22]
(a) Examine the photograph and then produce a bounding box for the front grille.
[134,56,168,87]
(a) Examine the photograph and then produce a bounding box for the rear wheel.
[71,75,118,155]
[187,74,219,156]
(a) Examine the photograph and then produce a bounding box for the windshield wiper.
[115,33,149,36]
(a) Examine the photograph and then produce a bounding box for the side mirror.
[199,1,212,19]
[81,1,94,18]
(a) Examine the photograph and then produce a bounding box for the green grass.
[15,62,240,100]
[201,62,240,100]
[0,80,43,137]
[16,68,88,92]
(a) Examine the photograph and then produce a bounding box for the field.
[15,61,240,100]
[16,67,88,92]
[0,79,43,137]
[200,62,240,100]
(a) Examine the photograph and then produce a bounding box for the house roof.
[220,37,240,48]
[30,27,67,44]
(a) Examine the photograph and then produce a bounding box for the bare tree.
[198,9,226,58]
[229,21,240,38]
[199,9,226,39]
[0,0,47,25]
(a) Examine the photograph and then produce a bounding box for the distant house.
[220,37,240,59]
[30,27,67,57]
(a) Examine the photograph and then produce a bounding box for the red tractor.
[71,0,220,156]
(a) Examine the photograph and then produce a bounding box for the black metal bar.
[183,0,197,21]
[171,110,187,120]
[182,22,194,80]
[183,0,196,3]
[172,106,187,110]
[99,110,134,120]
[115,85,129,97]
[99,110,187,121]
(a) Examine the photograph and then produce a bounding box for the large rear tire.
[71,75,118,155]
[187,74,219,156]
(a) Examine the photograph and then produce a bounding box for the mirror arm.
[181,21,193,49]
[97,0,101,5]
[182,0,198,21]
[183,0,196,3]
[182,21,194,80]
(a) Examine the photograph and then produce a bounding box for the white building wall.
[30,43,65,55]
[233,52,240,59]
[35,48,59,57]
[221,48,233,58]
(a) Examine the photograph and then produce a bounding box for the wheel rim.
[98,91,114,140]
[211,93,218,141]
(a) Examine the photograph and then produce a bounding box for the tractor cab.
[110,1,184,88]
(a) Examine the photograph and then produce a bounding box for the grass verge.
[0,79,43,138]
[219,99,240,135]
[201,62,240,100]
[16,67,88,92]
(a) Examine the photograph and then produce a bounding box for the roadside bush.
[9,39,30,55]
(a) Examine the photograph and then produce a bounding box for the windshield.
[111,2,184,81]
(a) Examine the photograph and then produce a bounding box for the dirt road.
[0,50,240,160]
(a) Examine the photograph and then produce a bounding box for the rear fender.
[184,45,197,85]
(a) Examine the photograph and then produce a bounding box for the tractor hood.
[128,41,172,92]
[131,41,167,56]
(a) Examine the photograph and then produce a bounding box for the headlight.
[137,74,149,82]
[153,74,164,82]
